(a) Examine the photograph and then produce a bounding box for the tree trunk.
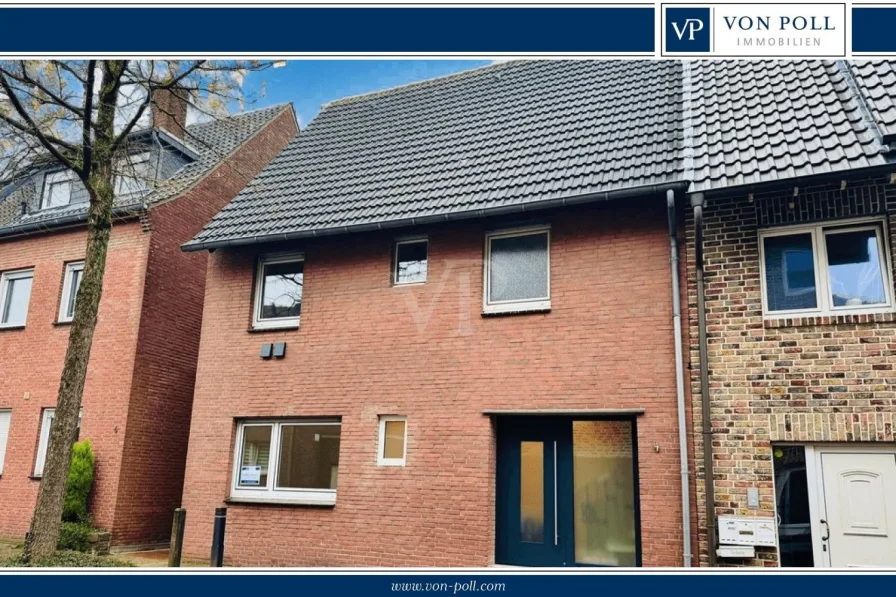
[23,61,127,562]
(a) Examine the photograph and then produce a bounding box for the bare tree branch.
[80,61,95,181]
[0,71,79,173]
[109,60,207,154]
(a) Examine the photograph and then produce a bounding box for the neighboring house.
[683,60,896,568]
[180,59,896,568]
[0,93,297,549]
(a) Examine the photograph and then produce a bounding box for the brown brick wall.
[112,107,298,547]
[0,222,151,538]
[686,177,896,567]
[181,197,688,567]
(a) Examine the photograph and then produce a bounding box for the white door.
[818,451,896,567]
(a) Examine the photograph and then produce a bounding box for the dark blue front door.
[496,417,572,566]
[495,416,640,567]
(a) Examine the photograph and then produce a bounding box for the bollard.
[168,508,186,567]
[210,507,227,567]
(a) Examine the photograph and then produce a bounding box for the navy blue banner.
[0,7,654,53]
[1,573,896,594]
[853,7,896,53]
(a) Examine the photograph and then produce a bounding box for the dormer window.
[114,152,152,197]
[41,170,75,209]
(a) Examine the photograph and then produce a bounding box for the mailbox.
[718,516,777,547]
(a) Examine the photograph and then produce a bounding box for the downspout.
[667,189,692,567]
[691,191,716,567]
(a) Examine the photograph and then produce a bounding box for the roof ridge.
[322,61,516,108]
[186,102,291,131]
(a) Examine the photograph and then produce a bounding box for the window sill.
[247,325,300,334]
[763,311,896,328]
[29,475,42,481]
[0,325,26,332]
[482,305,551,317]
[225,497,335,508]
[53,320,73,327]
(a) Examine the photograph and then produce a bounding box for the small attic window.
[41,170,76,209]
[114,152,152,197]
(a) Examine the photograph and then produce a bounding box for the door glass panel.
[773,446,814,567]
[520,441,544,543]
[573,421,636,566]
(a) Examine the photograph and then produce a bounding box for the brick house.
[684,61,896,568]
[179,60,694,567]
[179,59,896,568]
[0,95,296,549]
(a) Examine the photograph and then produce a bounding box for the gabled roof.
[688,60,894,192]
[184,60,685,250]
[185,60,896,252]
[0,103,292,239]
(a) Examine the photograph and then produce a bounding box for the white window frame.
[230,419,340,505]
[759,217,894,319]
[0,268,35,328]
[377,415,408,467]
[0,409,11,475]
[41,170,75,209]
[34,408,82,477]
[483,225,551,314]
[393,237,428,286]
[252,253,304,330]
[58,261,85,323]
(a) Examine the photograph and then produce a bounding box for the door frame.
[802,444,896,568]
[493,415,642,567]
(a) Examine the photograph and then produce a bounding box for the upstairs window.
[393,238,428,285]
[114,152,152,197]
[42,170,75,209]
[484,226,551,314]
[760,219,893,317]
[0,269,34,328]
[253,254,304,330]
[59,261,84,323]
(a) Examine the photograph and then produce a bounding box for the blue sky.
[242,60,490,126]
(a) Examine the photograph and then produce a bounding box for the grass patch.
[4,550,136,567]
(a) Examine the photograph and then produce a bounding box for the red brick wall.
[0,222,151,538]
[181,197,687,567]
[112,107,298,546]
[0,106,296,547]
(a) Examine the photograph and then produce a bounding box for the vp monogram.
[671,18,704,41]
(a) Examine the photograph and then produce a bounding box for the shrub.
[63,439,95,523]
[57,521,93,552]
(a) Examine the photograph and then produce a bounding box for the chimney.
[151,86,189,139]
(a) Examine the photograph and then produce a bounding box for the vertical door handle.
[820,519,829,542]
[553,440,558,546]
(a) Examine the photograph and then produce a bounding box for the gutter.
[690,191,716,567]
[181,181,691,252]
[667,189,692,567]
[0,203,145,240]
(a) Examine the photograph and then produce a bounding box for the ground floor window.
[231,418,341,505]
[34,408,81,477]
[773,445,813,567]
